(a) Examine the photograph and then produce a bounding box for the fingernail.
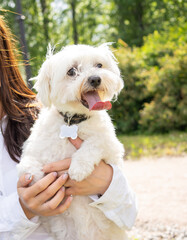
[69,195,73,201]
[42,165,47,172]
[61,186,65,192]
[53,172,57,177]
[25,173,32,181]
[62,173,68,180]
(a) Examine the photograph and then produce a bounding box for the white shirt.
[0,116,137,240]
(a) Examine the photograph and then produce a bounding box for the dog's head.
[34,44,124,114]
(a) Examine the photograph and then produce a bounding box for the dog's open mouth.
[81,91,112,111]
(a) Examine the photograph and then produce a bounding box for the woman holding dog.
[0,15,137,239]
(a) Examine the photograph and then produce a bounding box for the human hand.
[17,172,73,220]
[65,160,113,196]
[43,137,113,196]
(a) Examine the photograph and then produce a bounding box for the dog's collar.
[59,112,89,126]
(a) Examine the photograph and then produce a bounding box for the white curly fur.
[17,44,128,240]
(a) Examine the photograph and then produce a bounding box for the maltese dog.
[17,44,128,240]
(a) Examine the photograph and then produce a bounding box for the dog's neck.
[59,111,90,126]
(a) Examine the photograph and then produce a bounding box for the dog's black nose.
[88,75,101,88]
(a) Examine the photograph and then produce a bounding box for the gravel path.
[123,156,187,240]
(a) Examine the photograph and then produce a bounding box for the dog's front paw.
[68,161,94,182]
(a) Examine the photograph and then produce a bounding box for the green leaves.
[111,21,187,134]
[1,0,186,134]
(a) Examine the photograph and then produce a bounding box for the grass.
[118,131,187,159]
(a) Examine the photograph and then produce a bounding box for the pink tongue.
[83,91,112,111]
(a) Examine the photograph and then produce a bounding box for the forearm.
[0,192,40,240]
[89,164,138,229]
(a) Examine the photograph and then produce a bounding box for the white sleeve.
[89,164,138,230]
[0,191,40,240]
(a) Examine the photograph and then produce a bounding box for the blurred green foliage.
[113,0,187,46]
[119,131,187,159]
[0,0,186,134]
[111,20,187,133]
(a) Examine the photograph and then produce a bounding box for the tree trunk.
[40,0,49,43]
[16,0,32,86]
[137,1,144,32]
[135,0,144,46]
[70,0,78,44]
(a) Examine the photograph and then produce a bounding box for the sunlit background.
[1,1,187,238]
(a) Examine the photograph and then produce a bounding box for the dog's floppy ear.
[34,59,51,107]
[98,43,120,74]
[98,43,124,94]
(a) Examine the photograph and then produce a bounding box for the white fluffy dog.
[17,44,128,240]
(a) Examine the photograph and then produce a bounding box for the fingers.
[65,187,75,196]
[65,184,85,196]
[43,158,71,173]
[37,173,68,203]
[68,137,83,149]
[17,173,33,188]
[64,179,81,196]
[56,170,69,177]
[63,178,74,188]
[27,172,58,197]
[43,187,66,211]
[51,196,73,216]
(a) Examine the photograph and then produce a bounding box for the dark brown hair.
[0,15,39,163]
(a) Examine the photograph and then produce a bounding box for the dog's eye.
[67,67,76,76]
[96,63,102,68]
